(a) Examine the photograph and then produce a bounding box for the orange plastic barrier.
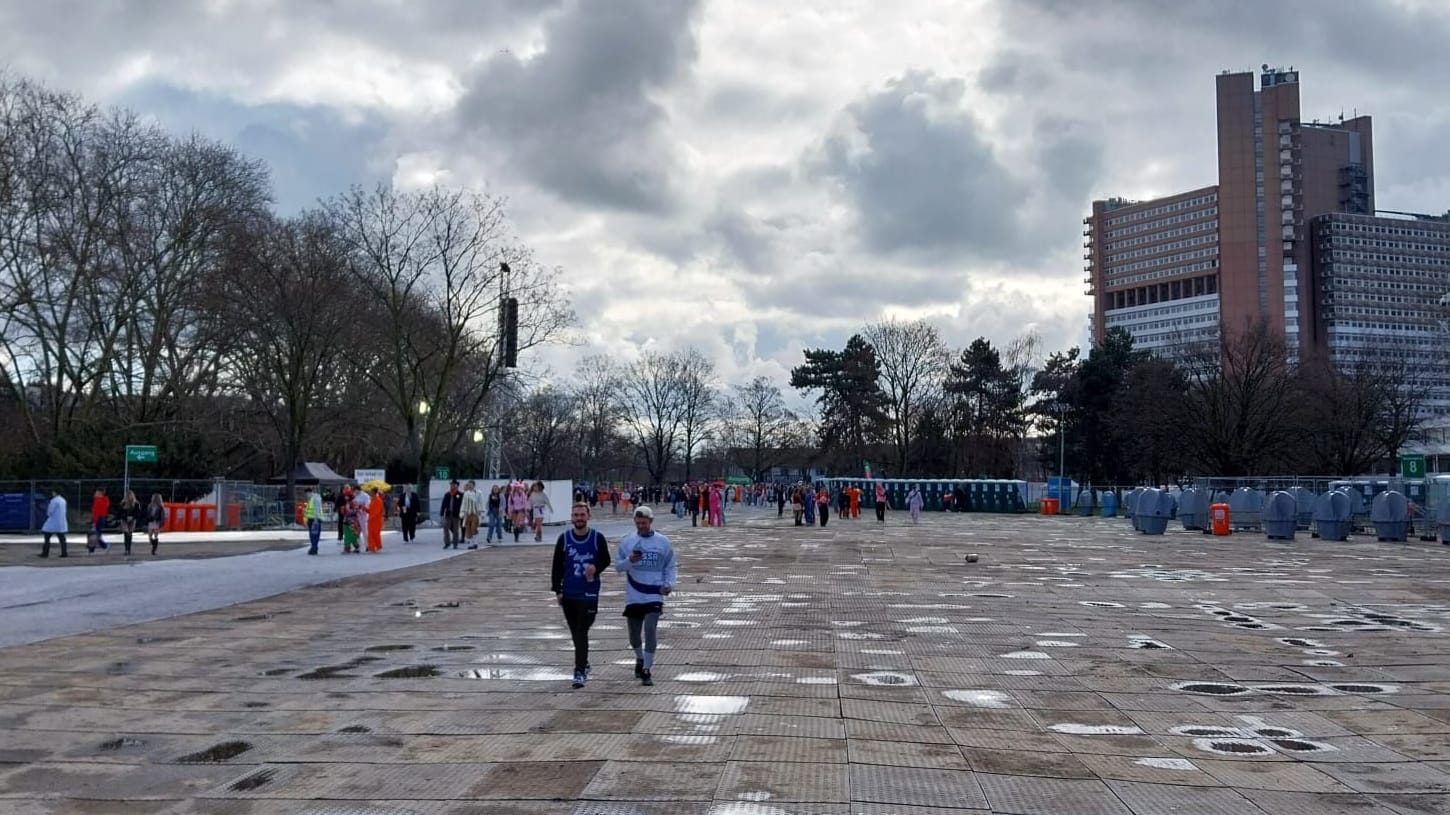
[295,501,306,525]
[201,505,218,532]
[226,503,241,528]
[187,505,204,532]
[1042,498,1059,516]
[1210,503,1231,536]
[163,503,184,531]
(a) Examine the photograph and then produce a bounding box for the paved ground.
[2,508,1449,814]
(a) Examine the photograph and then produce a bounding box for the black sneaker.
[634,659,644,678]
[640,671,653,687]
[572,670,586,689]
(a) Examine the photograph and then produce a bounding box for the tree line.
[0,75,1424,492]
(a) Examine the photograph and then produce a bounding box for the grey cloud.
[705,82,823,124]
[810,71,1028,261]
[451,0,703,213]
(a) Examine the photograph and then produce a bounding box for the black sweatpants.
[560,598,598,672]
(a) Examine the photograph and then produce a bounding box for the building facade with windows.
[1086,66,1375,365]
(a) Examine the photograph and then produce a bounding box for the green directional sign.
[1400,454,1426,479]
[126,445,158,463]
[434,467,451,481]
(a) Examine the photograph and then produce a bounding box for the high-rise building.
[1086,66,1374,364]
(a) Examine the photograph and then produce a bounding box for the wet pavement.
[2,508,1450,813]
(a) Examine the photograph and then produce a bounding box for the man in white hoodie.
[614,506,677,686]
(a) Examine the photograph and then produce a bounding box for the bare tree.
[676,348,716,482]
[218,213,359,498]
[864,317,949,474]
[502,385,575,480]
[326,185,571,505]
[567,354,627,482]
[618,351,687,485]
[1178,320,1300,476]
[721,375,806,482]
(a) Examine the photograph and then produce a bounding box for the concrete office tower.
[1086,66,1373,363]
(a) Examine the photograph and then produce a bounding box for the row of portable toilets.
[1076,486,1450,543]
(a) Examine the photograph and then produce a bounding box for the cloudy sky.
[5,0,1449,392]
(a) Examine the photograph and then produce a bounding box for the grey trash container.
[1229,487,1265,530]
[1371,490,1409,542]
[1178,487,1208,531]
[1314,490,1354,542]
[1439,499,1450,545]
[1136,488,1176,535]
[1263,491,1297,540]
[1287,486,1316,530]
[1077,489,1095,517]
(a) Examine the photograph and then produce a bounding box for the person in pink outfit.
[708,485,724,527]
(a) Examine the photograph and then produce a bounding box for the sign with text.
[434,467,450,481]
[1400,454,1426,479]
[354,468,386,484]
[126,445,158,463]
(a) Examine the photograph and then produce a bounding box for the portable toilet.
[1125,487,1145,530]
[1178,488,1208,531]
[1136,488,1176,535]
[1287,486,1317,530]
[1100,490,1119,518]
[1439,498,1450,545]
[1228,488,1265,530]
[1314,490,1354,541]
[1263,491,1297,540]
[1076,489,1095,517]
[1371,491,1410,542]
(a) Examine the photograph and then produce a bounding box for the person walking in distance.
[615,506,676,686]
[333,487,350,541]
[146,494,164,555]
[508,482,530,542]
[907,485,923,524]
[551,503,612,689]
[816,485,831,527]
[39,487,68,558]
[438,480,463,550]
[529,480,553,542]
[352,485,373,552]
[485,484,504,544]
[461,480,482,549]
[874,480,890,523]
[367,486,385,552]
[88,488,111,554]
[399,485,419,543]
[117,490,143,556]
[304,486,323,555]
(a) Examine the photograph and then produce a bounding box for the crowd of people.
[38,487,167,559]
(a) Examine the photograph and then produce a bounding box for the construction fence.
[0,479,291,533]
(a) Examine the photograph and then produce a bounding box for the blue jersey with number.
[561,529,607,601]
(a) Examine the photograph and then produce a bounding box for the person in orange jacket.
[848,485,861,519]
[367,486,384,552]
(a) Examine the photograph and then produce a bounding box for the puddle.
[1252,727,1299,738]
[836,632,885,640]
[943,690,1014,708]
[1129,638,1170,650]
[1194,738,1274,756]
[1035,640,1081,648]
[1255,684,1332,696]
[298,665,358,680]
[178,741,253,763]
[376,665,440,679]
[1171,726,1241,738]
[431,645,474,652]
[259,668,291,676]
[1005,670,1043,676]
[1304,660,1343,667]
[1050,723,1144,735]
[703,634,733,639]
[455,668,572,681]
[228,768,276,792]
[1172,682,1252,696]
[796,677,837,685]
[675,696,749,715]
[1271,738,1336,753]
[910,626,960,634]
[98,737,145,750]
[1140,602,1172,609]
[771,640,808,646]
[1328,684,1398,695]
[861,649,904,655]
[901,617,950,625]
[676,672,729,682]
[851,672,917,687]
[337,725,372,734]
[242,701,269,709]
[661,735,718,745]
[471,653,541,664]
[1278,638,1324,648]
[1135,757,1198,771]
[1080,601,1125,608]
[1001,651,1051,660]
